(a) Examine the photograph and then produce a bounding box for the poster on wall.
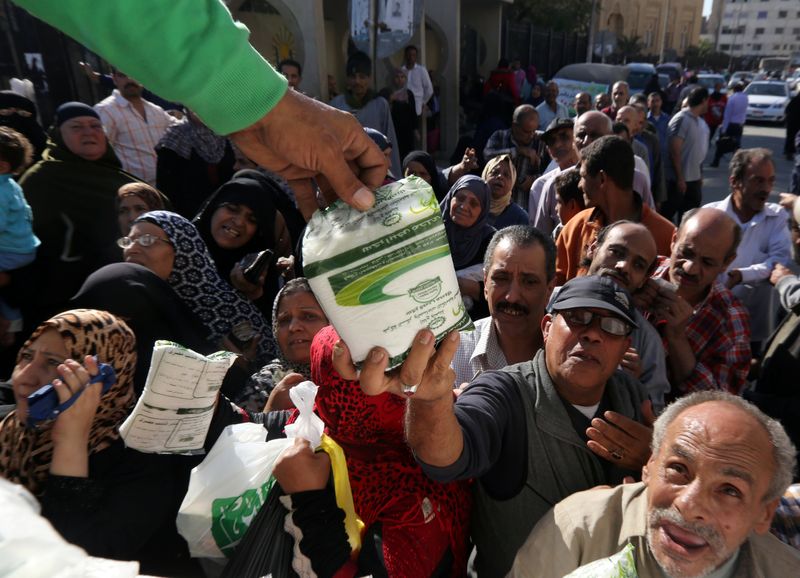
[379,0,413,35]
[350,0,421,58]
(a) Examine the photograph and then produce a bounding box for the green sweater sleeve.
[14,0,287,135]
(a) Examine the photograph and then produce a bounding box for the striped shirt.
[451,316,509,387]
[94,90,174,185]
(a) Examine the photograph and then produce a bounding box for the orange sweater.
[555,205,676,285]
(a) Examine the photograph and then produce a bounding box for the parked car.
[698,74,727,93]
[744,81,790,123]
[656,62,683,82]
[728,71,754,90]
[788,70,800,92]
[626,62,657,95]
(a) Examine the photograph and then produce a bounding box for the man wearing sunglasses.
[362,275,651,577]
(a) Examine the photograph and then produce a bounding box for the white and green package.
[564,543,639,578]
[303,177,474,368]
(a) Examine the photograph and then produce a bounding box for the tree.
[509,0,594,34]
[616,35,642,63]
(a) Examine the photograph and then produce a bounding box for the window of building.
[794,28,800,35]
[752,43,762,50]
[757,10,768,18]
[732,44,742,51]
[778,10,788,17]
[775,27,784,34]
[773,43,782,50]
[755,27,765,34]
[720,44,731,50]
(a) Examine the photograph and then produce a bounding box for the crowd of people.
[0,1,800,577]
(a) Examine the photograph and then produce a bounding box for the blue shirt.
[722,91,748,131]
[0,175,40,255]
[647,111,670,155]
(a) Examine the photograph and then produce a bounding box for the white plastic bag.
[176,385,326,559]
[176,423,293,558]
[283,381,324,448]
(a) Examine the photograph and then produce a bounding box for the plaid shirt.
[94,90,174,185]
[652,257,751,394]
[483,128,542,198]
[451,316,509,387]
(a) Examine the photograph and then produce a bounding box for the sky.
[703,0,712,17]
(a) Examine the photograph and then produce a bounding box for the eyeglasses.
[117,234,172,249]
[558,309,631,337]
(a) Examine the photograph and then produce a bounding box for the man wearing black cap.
[350,275,650,577]
[528,117,578,229]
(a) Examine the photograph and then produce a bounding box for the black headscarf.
[402,150,445,202]
[440,175,495,270]
[0,91,47,160]
[193,177,278,278]
[232,168,306,248]
[71,262,215,394]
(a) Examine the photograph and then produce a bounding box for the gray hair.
[483,225,556,282]
[651,391,797,502]
[729,147,774,185]
[513,104,538,125]
[678,208,742,262]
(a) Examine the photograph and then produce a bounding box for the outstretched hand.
[231,89,388,219]
[586,399,656,473]
[331,329,460,401]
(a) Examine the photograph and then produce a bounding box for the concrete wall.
[461,3,503,79]
[233,0,327,99]
[427,2,460,158]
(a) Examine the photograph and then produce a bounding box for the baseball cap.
[550,275,638,328]
[542,118,574,145]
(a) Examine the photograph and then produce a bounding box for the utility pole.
[586,0,598,63]
[659,0,670,63]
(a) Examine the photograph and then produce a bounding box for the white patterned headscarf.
[134,211,276,362]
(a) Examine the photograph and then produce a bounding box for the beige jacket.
[509,482,800,578]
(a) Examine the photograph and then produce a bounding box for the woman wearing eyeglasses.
[120,210,276,367]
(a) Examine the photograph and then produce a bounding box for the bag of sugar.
[303,176,474,369]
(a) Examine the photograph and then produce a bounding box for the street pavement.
[701,122,795,204]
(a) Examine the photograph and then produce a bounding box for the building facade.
[594,0,704,58]
[709,0,800,59]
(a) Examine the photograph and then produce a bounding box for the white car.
[744,81,790,123]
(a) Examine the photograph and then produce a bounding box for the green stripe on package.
[303,176,474,369]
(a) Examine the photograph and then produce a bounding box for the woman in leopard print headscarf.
[0,309,136,496]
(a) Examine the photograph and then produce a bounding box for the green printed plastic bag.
[176,423,293,558]
[564,543,638,578]
[303,177,474,368]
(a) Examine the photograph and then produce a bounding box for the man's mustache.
[496,301,529,316]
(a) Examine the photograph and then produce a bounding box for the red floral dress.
[302,326,472,577]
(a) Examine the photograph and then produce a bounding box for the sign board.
[350,0,422,59]
[553,78,609,116]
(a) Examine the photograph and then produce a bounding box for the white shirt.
[402,63,434,116]
[535,100,570,129]
[704,196,792,285]
[94,90,175,185]
[704,196,793,342]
